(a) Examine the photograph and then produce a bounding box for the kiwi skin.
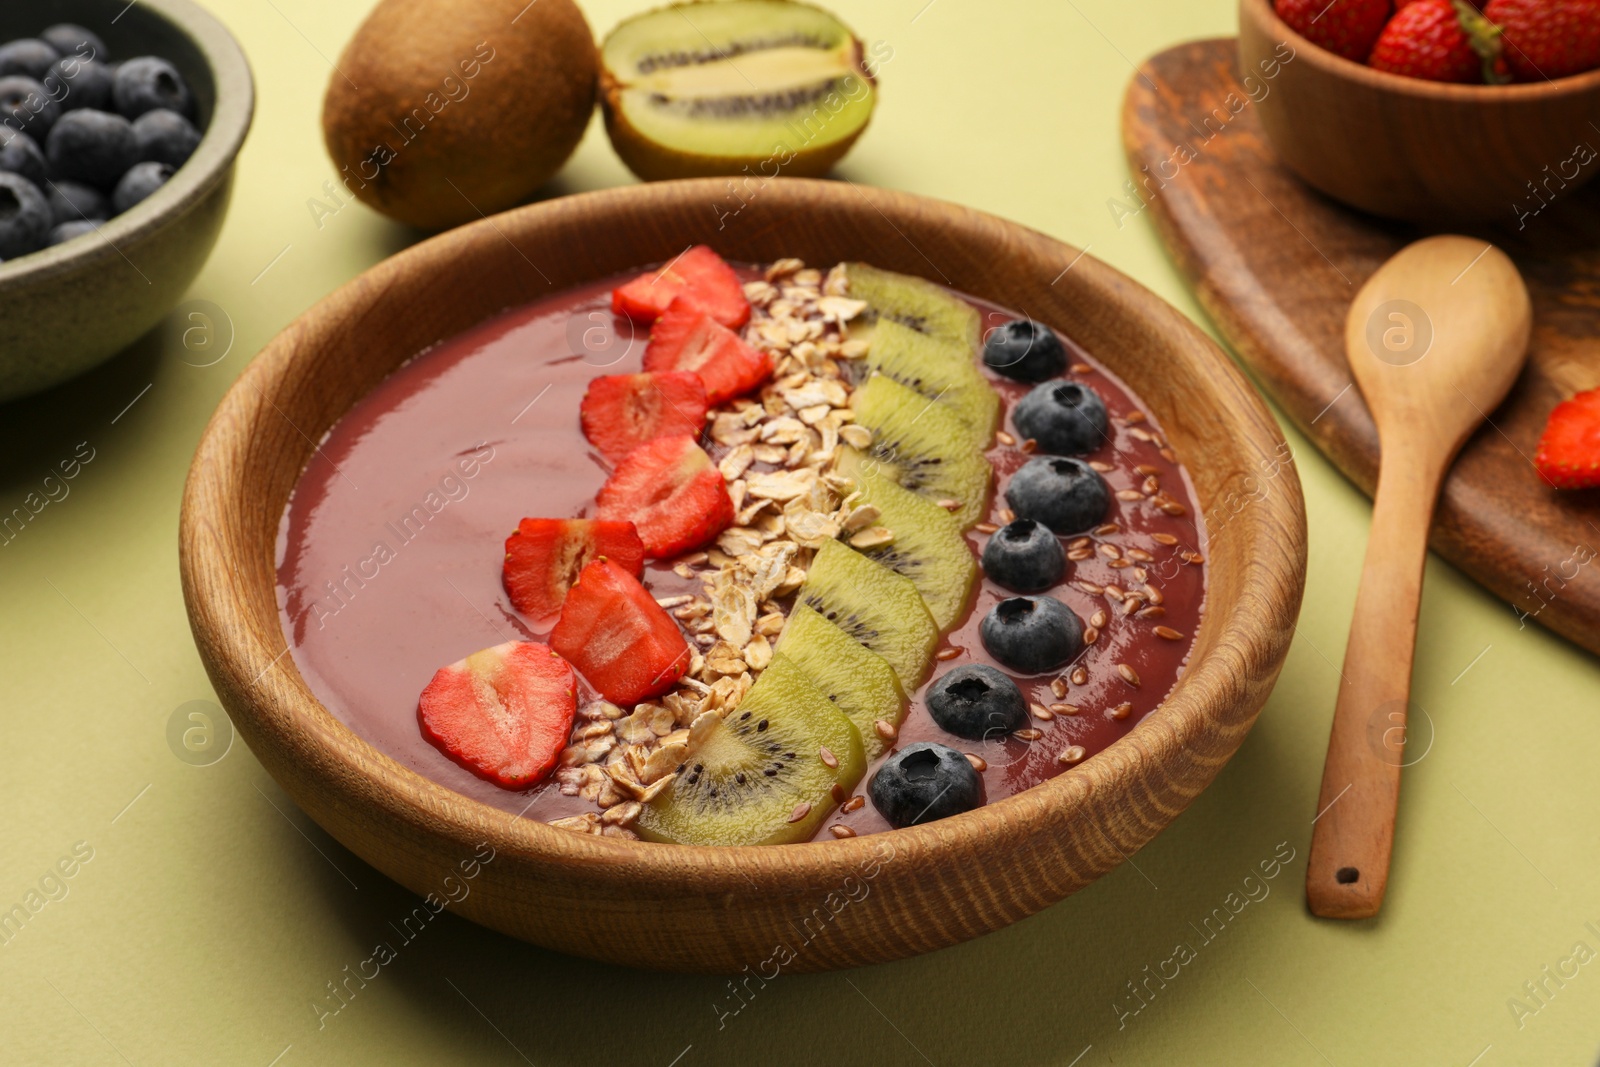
[321,0,598,230]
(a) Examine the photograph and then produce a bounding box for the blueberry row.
[0,23,201,259]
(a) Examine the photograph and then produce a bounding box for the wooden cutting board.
[1123,38,1600,657]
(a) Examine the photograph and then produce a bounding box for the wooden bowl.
[0,0,253,402]
[1239,0,1600,222]
[180,179,1306,973]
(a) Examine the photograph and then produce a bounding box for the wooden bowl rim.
[0,0,255,287]
[1241,0,1600,100]
[181,178,1304,887]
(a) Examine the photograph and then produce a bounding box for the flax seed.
[1068,537,1091,550]
[965,753,988,772]
[788,801,812,823]
[935,647,961,661]
[1109,702,1133,721]
[1070,666,1089,686]
[1098,543,1122,560]
[1057,745,1087,765]
[1122,596,1146,615]
[1050,678,1068,698]
[1135,464,1159,476]
[1144,585,1164,605]
[998,507,1016,524]
[829,824,857,839]
[1030,702,1055,722]
[936,498,962,512]
[1131,565,1149,582]
[1117,664,1141,687]
[1183,551,1206,564]
[1094,523,1120,536]
[1083,625,1100,645]
[1050,703,1080,715]
[819,745,838,768]
[1142,475,1161,495]
[1103,584,1126,601]
[1137,605,1167,619]
[1126,548,1154,562]
[831,782,848,803]
[1128,427,1154,442]
[1074,580,1104,595]
[1158,499,1188,517]
[1160,447,1178,463]
[1071,362,1093,375]
[1090,609,1108,628]
[1088,460,1114,473]
[1154,625,1184,640]
[1151,532,1179,546]
[842,795,865,813]
[1020,438,1038,453]
[1125,411,1147,424]
[1108,558,1131,569]
[1015,728,1044,741]
[975,521,1000,534]
[1116,489,1144,502]
[1067,548,1093,561]
[996,430,1017,446]
[874,719,898,742]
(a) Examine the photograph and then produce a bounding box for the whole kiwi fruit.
[321,0,597,230]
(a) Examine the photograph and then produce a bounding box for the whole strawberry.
[1277,0,1393,62]
[1536,387,1600,490]
[1484,0,1600,81]
[1369,0,1483,81]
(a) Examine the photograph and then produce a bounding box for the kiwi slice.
[849,374,994,529]
[845,263,982,348]
[859,318,999,444]
[775,604,906,761]
[635,655,865,846]
[835,450,978,630]
[797,538,937,691]
[599,1,877,182]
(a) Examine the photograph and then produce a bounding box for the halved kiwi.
[844,263,982,348]
[797,537,937,691]
[599,0,877,181]
[850,374,994,529]
[634,654,865,846]
[835,449,978,630]
[857,317,999,444]
[775,603,906,760]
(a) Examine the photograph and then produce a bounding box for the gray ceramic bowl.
[0,0,252,402]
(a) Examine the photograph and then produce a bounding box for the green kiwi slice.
[796,538,937,691]
[844,262,982,348]
[849,374,994,529]
[634,655,865,846]
[835,450,978,630]
[775,604,906,761]
[859,318,999,444]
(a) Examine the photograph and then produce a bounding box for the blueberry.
[132,108,199,167]
[0,172,52,258]
[1013,380,1109,456]
[46,179,108,225]
[41,24,109,62]
[869,743,983,828]
[0,39,61,81]
[112,160,171,212]
[983,318,1068,383]
[113,56,191,120]
[49,57,115,112]
[1004,456,1110,535]
[981,518,1065,593]
[925,664,1028,741]
[46,109,137,188]
[0,127,45,185]
[0,75,61,136]
[979,595,1083,674]
[48,219,100,246]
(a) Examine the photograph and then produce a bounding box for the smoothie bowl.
[180,178,1305,972]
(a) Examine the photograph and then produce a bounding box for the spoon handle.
[1306,454,1443,919]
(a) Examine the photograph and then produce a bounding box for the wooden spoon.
[1306,235,1531,920]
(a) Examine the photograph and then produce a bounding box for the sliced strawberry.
[580,371,710,465]
[418,641,576,789]
[611,245,750,328]
[643,298,773,404]
[595,434,733,557]
[503,518,644,620]
[1536,387,1600,490]
[550,558,691,704]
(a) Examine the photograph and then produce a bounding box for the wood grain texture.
[1239,0,1600,222]
[1124,39,1600,659]
[178,178,1305,973]
[1306,238,1531,918]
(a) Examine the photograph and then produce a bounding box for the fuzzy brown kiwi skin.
[599,33,875,182]
[321,0,598,231]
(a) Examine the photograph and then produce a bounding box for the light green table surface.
[3,1,1597,1063]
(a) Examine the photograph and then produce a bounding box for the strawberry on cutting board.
[418,641,576,789]
[612,245,751,328]
[580,371,710,465]
[1276,0,1392,62]
[551,558,691,704]
[1536,387,1600,489]
[503,518,644,620]
[595,434,734,557]
[1369,0,1485,82]
[1484,0,1600,81]
[644,297,773,405]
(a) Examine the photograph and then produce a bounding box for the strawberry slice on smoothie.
[595,434,733,557]
[579,370,710,465]
[611,245,750,328]
[503,518,645,620]
[551,558,691,704]
[418,641,577,789]
[644,297,773,404]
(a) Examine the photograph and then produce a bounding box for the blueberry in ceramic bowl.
[0,0,252,403]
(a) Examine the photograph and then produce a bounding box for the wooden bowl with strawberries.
[1241,0,1600,222]
[180,178,1306,972]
